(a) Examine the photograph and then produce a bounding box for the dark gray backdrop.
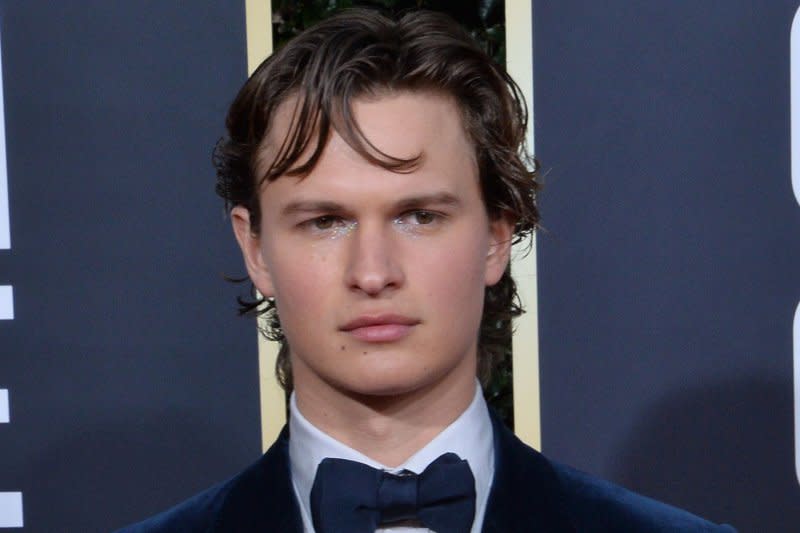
[1,1,797,531]
[534,2,800,531]
[0,2,259,531]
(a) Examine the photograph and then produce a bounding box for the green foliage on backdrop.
[273,0,505,64]
[270,0,514,428]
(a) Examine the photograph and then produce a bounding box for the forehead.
[254,90,481,215]
[256,89,475,182]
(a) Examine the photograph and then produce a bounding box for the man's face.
[233,91,512,401]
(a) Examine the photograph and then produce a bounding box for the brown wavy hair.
[214,8,539,392]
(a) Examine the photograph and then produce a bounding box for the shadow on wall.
[609,375,799,532]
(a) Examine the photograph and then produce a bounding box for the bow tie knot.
[377,472,418,523]
[310,452,476,533]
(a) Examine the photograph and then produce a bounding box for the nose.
[345,222,404,296]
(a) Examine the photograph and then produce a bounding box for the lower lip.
[345,324,414,342]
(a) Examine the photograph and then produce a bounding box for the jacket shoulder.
[550,461,736,533]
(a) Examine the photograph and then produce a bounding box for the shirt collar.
[288,382,495,533]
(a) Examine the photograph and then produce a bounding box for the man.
[117,9,736,532]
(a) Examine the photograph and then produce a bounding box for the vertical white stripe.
[794,302,800,488]
[0,27,10,249]
[0,285,13,320]
[790,6,800,489]
[0,492,23,528]
[0,389,8,423]
[794,7,800,208]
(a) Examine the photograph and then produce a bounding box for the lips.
[340,314,419,342]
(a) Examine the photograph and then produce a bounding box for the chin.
[339,364,455,399]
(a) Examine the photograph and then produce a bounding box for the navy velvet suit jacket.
[116,413,736,532]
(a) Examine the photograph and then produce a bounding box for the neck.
[293,357,477,467]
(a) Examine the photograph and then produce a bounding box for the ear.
[231,206,275,297]
[485,216,515,286]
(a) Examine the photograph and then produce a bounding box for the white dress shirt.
[288,382,495,533]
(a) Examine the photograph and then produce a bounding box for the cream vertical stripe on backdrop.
[506,0,541,450]
[244,0,283,451]
[245,1,541,451]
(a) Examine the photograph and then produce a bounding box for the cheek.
[266,246,338,325]
[415,239,487,307]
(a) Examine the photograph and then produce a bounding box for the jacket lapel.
[214,426,304,532]
[481,412,576,533]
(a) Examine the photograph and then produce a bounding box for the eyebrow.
[280,192,462,218]
[394,192,462,210]
[281,200,345,217]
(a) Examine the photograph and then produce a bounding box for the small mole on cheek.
[362,351,367,355]
[340,345,345,351]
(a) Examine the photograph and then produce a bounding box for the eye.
[300,215,355,238]
[398,210,439,225]
[411,210,437,225]
[312,215,339,230]
[395,210,445,231]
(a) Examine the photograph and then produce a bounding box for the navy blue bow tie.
[309,452,476,533]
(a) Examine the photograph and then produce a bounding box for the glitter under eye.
[326,221,357,239]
